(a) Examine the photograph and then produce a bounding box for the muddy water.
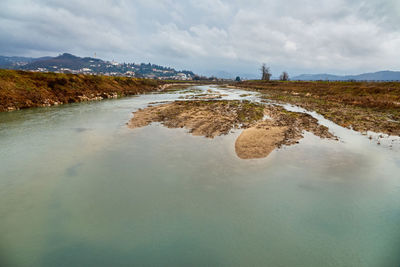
[0,85,400,267]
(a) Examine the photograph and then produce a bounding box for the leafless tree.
[261,64,272,81]
[280,71,289,81]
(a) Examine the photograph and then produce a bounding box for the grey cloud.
[0,0,399,76]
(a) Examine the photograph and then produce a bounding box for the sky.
[1,0,400,78]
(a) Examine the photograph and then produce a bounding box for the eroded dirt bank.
[128,100,337,159]
[0,69,165,111]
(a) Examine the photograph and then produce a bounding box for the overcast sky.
[1,0,400,77]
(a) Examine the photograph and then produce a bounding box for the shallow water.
[1,85,400,267]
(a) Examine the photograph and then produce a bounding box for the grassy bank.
[233,80,400,136]
[0,69,164,111]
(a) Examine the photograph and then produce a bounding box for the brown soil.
[235,105,336,159]
[232,80,400,136]
[128,100,337,159]
[0,69,164,111]
[235,127,287,159]
[128,100,264,138]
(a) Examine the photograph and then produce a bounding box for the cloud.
[0,0,399,76]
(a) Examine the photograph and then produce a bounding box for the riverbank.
[0,69,167,111]
[232,80,400,136]
[128,100,336,159]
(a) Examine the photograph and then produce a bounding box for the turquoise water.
[1,86,400,266]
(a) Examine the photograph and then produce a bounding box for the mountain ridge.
[292,71,400,81]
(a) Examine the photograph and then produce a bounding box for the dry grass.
[234,80,400,136]
[0,69,164,111]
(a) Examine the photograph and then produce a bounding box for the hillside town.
[0,53,195,80]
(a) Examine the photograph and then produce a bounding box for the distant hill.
[0,53,195,80]
[292,71,400,81]
[22,53,104,70]
[0,55,51,68]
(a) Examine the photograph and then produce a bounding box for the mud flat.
[128,100,337,159]
[128,100,264,138]
[236,105,336,159]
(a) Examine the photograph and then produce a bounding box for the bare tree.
[280,71,289,81]
[261,64,272,81]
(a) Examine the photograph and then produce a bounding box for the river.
[1,85,400,266]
